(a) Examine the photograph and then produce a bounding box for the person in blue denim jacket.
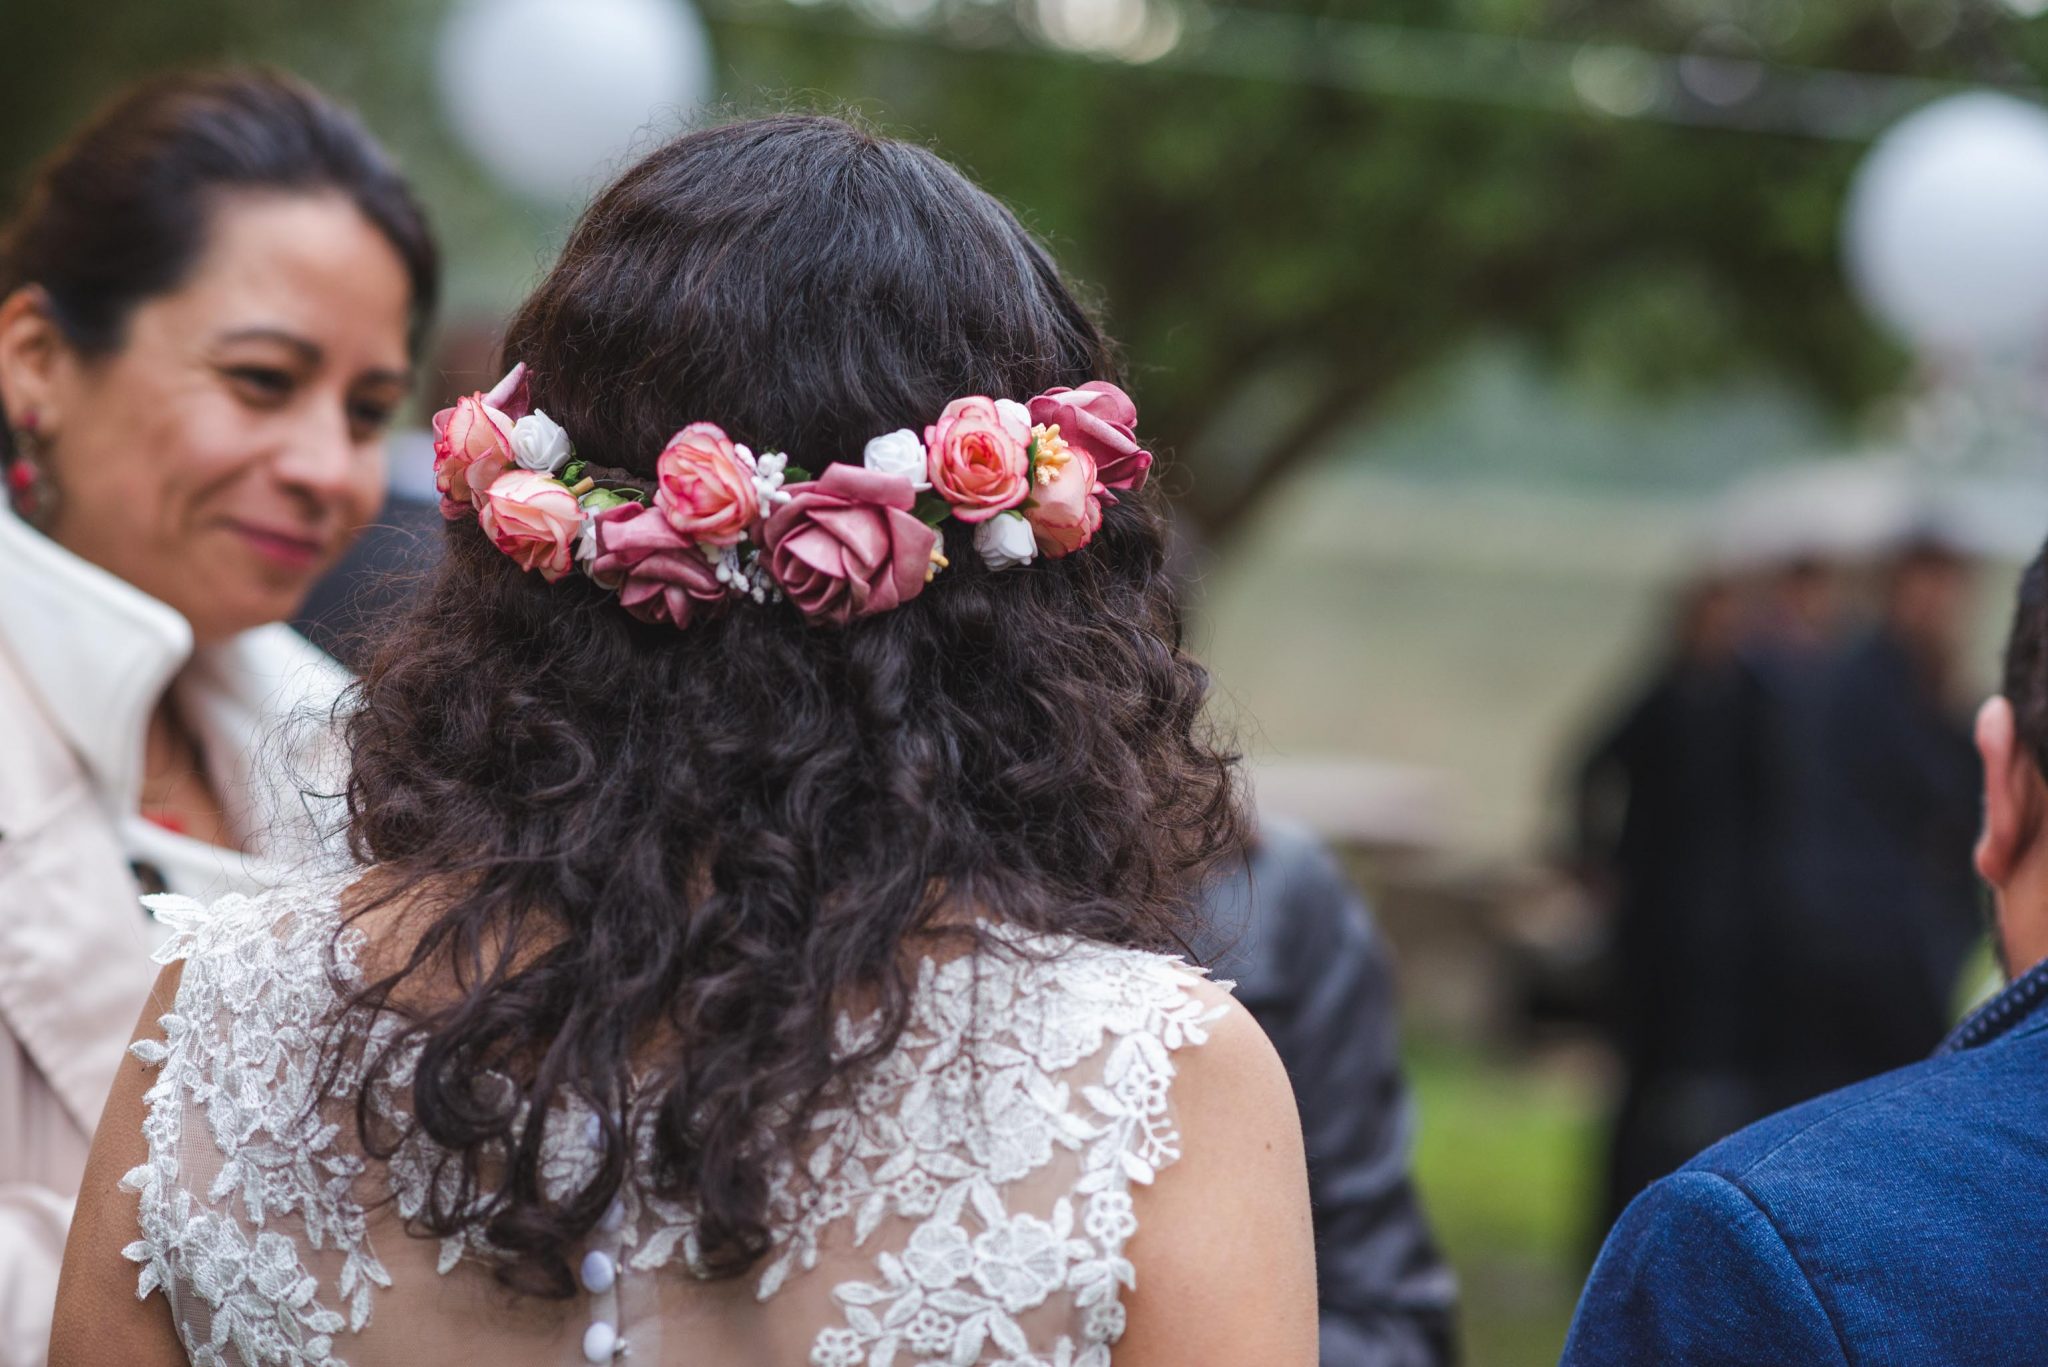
[1560,538,2048,1367]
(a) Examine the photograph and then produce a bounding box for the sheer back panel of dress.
[123,881,1227,1367]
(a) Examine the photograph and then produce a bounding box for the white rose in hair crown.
[862,429,931,490]
[430,364,1153,630]
[511,410,574,473]
[975,512,1037,571]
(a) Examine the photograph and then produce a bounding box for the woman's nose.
[272,405,364,503]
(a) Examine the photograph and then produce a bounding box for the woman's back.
[121,877,1242,1366]
[54,113,1316,1365]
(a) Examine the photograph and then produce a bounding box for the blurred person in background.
[1736,551,1848,1041]
[1558,534,2048,1366]
[1569,575,1770,1235]
[1746,533,1982,1116]
[1570,532,1985,1245]
[1195,818,1459,1366]
[0,68,435,1363]
[1766,534,1983,1098]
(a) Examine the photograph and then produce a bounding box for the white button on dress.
[581,1320,619,1362]
[580,1249,617,1294]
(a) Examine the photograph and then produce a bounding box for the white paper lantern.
[1844,91,2048,359]
[437,0,713,203]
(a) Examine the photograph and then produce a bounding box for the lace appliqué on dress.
[779,944,1227,1367]
[122,885,1229,1367]
[121,882,387,1367]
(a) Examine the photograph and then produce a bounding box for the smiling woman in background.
[0,68,436,1363]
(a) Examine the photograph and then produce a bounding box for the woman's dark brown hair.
[339,114,1243,1297]
[0,66,439,462]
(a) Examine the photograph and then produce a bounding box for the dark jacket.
[295,490,444,669]
[1561,955,2048,1366]
[1195,821,1458,1367]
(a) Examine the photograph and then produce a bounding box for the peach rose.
[476,470,583,582]
[923,396,1031,524]
[432,364,531,518]
[655,422,759,547]
[588,502,731,627]
[1024,444,1103,558]
[759,465,939,625]
[1026,382,1151,493]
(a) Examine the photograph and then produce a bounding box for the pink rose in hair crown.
[476,470,582,582]
[432,364,532,519]
[1026,382,1151,494]
[760,465,941,625]
[588,503,730,627]
[1024,441,1103,558]
[924,396,1031,523]
[655,423,760,547]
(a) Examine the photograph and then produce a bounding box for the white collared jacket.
[0,506,351,1365]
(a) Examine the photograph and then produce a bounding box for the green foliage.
[6,0,2036,540]
[1407,1037,1603,1367]
[697,4,1928,535]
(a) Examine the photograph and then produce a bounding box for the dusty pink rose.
[923,396,1031,523]
[760,465,940,625]
[476,470,582,582]
[588,502,730,627]
[1025,445,1104,558]
[1027,382,1151,493]
[432,364,532,518]
[655,423,759,547]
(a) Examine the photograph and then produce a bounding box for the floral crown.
[432,365,1152,628]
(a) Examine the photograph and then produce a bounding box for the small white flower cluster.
[746,447,794,512]
[714,545,779,604]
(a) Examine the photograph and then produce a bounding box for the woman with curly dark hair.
[54,115,1315,1366]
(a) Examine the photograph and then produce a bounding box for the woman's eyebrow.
[357,364,415,390]
[215,326,323,365]
[215,328,413,388]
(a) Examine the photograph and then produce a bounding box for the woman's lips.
[228,521,327,573]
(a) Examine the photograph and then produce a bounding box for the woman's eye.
[226,366,294,403]
[348,401,396,434]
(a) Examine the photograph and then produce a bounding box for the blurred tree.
[703,0,1934,544]
[5,0,2035,546]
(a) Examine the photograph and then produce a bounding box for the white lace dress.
[121,880,1230,1367]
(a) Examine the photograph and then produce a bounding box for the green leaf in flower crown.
[913,493,953,528]
[579,488,636,511]
[561,459,588,485]
[782,463,814,483]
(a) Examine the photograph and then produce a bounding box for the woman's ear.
[0,285,69,431]
[1976,695,2040,891]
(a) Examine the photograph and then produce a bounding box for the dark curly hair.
[336,114,1244,1298]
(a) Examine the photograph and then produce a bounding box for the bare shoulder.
[50,958,190,1367]
[1168,973,1299,1132]
[1115,970,1318,1366]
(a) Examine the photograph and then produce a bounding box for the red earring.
[7,412,58,528]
